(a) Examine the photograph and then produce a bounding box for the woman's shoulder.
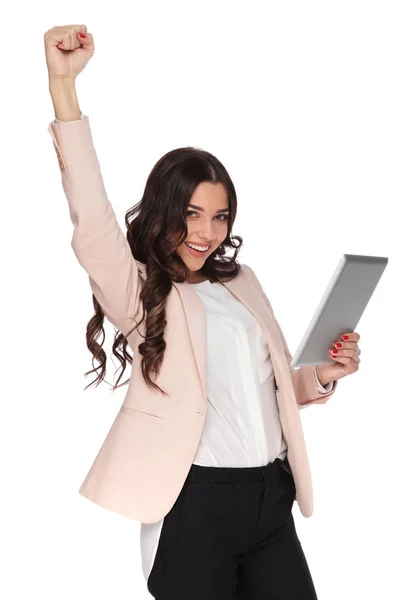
[239,263,255,280]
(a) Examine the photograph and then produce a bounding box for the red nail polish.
[336,343,342,348]
[79,33,86,38]
[342,335,349,340]
[332,349,338,354]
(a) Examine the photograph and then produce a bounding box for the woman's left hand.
[315,332,361,385]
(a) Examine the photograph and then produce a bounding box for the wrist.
[49,78,81,122]
[315,366,331,387]
[49,75,76,87]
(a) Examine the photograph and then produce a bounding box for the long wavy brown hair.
[84,146,243,396]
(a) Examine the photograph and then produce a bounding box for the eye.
[186,211,229,221]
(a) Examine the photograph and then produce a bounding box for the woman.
[44,24,361,600]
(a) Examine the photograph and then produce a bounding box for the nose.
[198,222,217,243]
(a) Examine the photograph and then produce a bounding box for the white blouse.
[188,279,331,469]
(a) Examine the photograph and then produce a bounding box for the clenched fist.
[44,24,95,81]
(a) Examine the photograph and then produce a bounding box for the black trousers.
[147,457,318,599]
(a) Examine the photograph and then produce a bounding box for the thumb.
[77,32,94,52]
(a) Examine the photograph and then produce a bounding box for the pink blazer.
[48,116,338,523]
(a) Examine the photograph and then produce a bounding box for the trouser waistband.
[186,455,291,483]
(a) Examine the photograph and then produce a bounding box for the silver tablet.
[290,254,388,369]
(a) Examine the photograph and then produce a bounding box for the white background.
[1,1,399,598]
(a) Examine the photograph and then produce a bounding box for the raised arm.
[45,26,143,336]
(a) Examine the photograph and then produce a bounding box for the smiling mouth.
[185,242,211,252]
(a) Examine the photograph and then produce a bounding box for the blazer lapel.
[173,281,207,401]
[173,274,293,407]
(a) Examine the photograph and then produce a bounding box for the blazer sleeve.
[48,115,143,336]
[242,264,338,408]
[54,111,85,124]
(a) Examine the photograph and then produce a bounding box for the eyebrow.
[188,203,230,214]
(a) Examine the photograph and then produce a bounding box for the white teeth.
[186,242,209,252]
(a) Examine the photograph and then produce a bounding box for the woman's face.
[175,181,230,279]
